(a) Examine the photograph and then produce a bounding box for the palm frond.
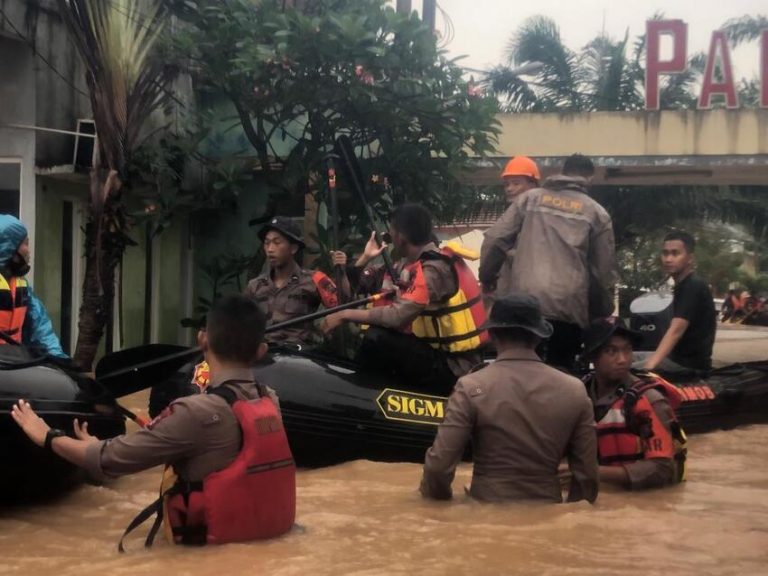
[721,15,768,47]
[505,15,583,111]
[56,0,175,173]
[484,65,541,112]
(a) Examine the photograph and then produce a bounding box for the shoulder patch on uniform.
[200,412,223,427]
[539,193,584,214]
[467,384,484,397]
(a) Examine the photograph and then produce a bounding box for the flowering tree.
[170,0,500,222]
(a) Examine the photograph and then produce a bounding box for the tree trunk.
[73,168,123,371]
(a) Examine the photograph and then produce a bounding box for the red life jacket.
[593,374,687,481]
[120,384,296,551]
[0,273,28,344]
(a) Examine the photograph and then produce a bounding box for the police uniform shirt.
[420,345,599,503]
[245,261,337,344]
[83,368,275,483]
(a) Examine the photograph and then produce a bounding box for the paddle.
[334,135,398,283]
[94,291,395,398]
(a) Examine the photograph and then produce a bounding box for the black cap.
[583,318,642,357]
[481,293,553,338]
[258,217,305,249]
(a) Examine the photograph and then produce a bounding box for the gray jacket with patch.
[479,175,617,328]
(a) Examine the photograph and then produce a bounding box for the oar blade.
[96,344,201,398]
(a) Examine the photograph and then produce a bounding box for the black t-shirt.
[670,273,716,370]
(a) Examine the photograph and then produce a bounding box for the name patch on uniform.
[539,194,584,214]
[375,389,448,425]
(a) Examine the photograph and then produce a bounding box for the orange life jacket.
[120,383,296,551]
[0,273,28,344]
[594,374,687,481]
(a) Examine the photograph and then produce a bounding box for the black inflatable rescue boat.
[151,346,768,468]
[0,347,126,499]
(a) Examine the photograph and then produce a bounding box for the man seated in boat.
[583,318,687,490]
[420,294,599,503]
[0,214,66,358]
[245,216,350,346]
[11,295,295,548]
[633,231,716,375]
[321,203,487,387]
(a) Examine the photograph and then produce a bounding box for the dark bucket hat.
[481,293,553,338]
[583,317,642,357]
[258,216,305,249]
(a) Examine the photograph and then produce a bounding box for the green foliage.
[168,0,500,223]
[590,186,768,308]
[180,252,263,328]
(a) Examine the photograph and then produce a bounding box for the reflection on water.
[2,426,767,576]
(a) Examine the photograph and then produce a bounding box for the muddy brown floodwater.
[1,328,767,576]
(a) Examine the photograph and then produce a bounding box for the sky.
[397,0,766,79]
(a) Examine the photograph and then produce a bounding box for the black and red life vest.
[591,373,687,482]
[0,273,28,344]
[120,383,296,551]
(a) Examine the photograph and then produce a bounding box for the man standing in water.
[245,216,349,345]
[633,231,716,374]
[420,294,598,503]
[11,295,295,547]
[583,318,687,489]
[479,154,617,370]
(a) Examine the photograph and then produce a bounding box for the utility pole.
[396,1,436,31]
[422,0,436,31]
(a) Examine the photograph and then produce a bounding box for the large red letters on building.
[645,20,768,110]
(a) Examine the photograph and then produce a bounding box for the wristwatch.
[44,428,67,451]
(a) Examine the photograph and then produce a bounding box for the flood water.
[2,329,767,575]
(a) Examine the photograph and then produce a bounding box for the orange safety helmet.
[501,156,540,182]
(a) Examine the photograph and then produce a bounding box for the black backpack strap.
[206,385,239,405]
[207,379,268,402]
[119,495,164,553]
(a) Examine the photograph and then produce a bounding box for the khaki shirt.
[245,261,337,344]
[366,244,457,329]
[480,175,618,328]
[84,368,273,483]
[420,346,599,503]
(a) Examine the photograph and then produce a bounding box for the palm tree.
[580,32,643,111]
[489,16,583,112]
[487,15,703,112]
[56,0,177,370]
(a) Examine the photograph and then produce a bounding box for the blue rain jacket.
[0,214,67,358]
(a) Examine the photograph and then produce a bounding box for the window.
[0,161,21,216]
